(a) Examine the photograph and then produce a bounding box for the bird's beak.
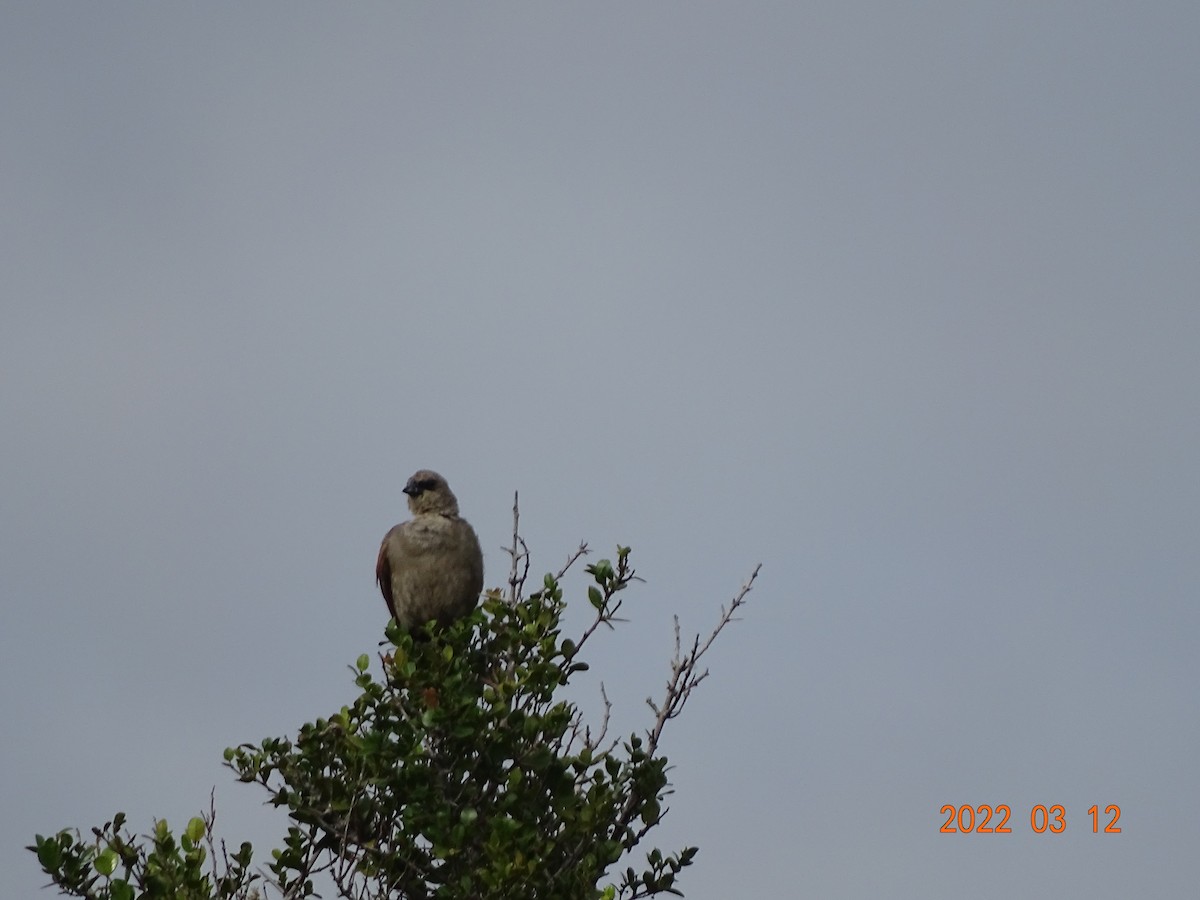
[402,482,418,497]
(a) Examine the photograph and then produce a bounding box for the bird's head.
[403,469,460,516]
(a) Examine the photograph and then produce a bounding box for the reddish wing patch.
[376,541,398,622]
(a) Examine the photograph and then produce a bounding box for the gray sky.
[3,4,1198,898]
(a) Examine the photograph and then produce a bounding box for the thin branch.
[555,541,590,581]
[586,682,615,755]
[505,491,530,605]
[615,563,761,848]
[564,681,616,758]
[645,563,760,751]
[564,549,635,665]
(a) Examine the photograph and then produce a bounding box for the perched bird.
[376,470,484,634]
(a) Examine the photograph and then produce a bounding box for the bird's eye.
[419,478,439,492]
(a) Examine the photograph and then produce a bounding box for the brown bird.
[376,470,484,635]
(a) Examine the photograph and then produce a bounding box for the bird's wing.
[376,538,398,622]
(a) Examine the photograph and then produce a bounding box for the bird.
[376,469,484,635]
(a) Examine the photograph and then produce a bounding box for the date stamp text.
[939,804,1122,834]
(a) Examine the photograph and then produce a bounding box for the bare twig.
[505,490,589,605]
[610,563,761,850]
[564,681,616,758]
[644,563,760,751]
[555,541,590,581]
[505,491,530,605]
[587,682,615,755]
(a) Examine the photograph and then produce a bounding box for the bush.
[31,525,759,900]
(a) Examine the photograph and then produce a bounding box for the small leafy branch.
[29,799,259,900]
[31,498,759,900]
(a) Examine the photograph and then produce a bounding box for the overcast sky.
[3,4,1198,898]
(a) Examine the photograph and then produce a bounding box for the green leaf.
[35,836,61,871]
[94,847,118,875]
[642,799,661,825]
[186,816,206,843]
[356,653,370,672]
[110,880,134,900]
